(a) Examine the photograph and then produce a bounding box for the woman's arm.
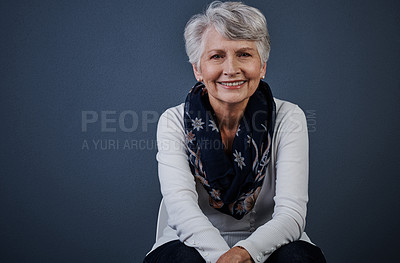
[234,104,309,263]
[157,106,230,263]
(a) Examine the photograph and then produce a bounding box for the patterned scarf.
[184,80,276,220]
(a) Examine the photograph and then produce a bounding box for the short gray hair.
[184,1,271,69]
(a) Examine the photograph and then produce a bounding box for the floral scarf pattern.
[184,81,276,220]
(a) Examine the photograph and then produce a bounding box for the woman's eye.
[239,53,251,57]
[211,54,222,59]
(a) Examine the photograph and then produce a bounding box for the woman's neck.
[212,99,247,131]
[209,98,249,153]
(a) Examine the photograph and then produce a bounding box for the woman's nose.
[223,56,240,76]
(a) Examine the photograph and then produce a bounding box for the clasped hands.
[216,246,254,263]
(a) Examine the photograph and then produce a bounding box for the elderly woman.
[144,2,326,263]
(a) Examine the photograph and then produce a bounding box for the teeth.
[220,81,245,86]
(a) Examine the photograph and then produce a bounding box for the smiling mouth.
[218,80,246,87]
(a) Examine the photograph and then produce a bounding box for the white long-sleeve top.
[149,98,312,263]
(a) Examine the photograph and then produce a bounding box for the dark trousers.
[143,240,326,263]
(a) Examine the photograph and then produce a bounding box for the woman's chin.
[215,95,249,106]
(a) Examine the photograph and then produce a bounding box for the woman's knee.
[143,240,205,263]
[173,243,205,263]
[266,241,326,263]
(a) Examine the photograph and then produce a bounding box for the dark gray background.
[1,0,399,262]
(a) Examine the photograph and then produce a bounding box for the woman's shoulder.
[274,97,302,112]
[157,103,186,133]
[274,97,306,119]
[158,103,185,124]
[273,97,308,133]
[161,103,185,119]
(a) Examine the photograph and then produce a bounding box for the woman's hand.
[216,246,254,263]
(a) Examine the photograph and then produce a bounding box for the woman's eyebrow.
[206,47,256,54]
[236,47,256,52]
[206,49,225,54]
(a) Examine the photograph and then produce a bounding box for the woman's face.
[193,27,266,109]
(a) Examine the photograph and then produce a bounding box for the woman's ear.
[192,64,203,82]
[260,62,267,78]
